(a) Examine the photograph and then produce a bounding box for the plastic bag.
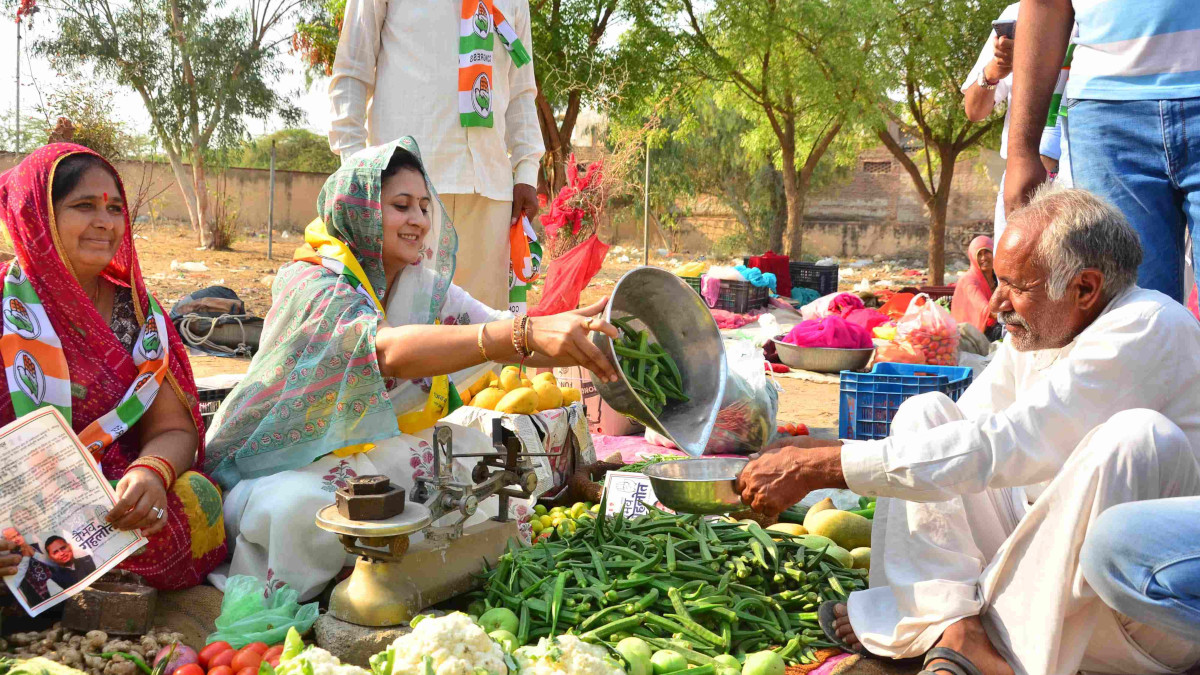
[207,575,319,648]
[896,293,959,366]
[800,292,864,320]
[874,340,925,365]
[783,316,873,349]
[529,235,608,316]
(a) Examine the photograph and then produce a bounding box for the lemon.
[539,515,553,528]
[531,520,544,534]
[534,504,547,516]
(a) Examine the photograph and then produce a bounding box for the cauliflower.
[275,628,370,675]
[375,613,508,675]
[513,636,626,675]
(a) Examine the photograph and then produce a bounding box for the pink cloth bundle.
[783,315,873,349]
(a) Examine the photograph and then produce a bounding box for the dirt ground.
[118,222,942,431]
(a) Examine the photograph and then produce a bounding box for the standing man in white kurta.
[329,0,545,310]
[737,187,1200,675]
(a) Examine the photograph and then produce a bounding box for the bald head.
[991,186,1142,351]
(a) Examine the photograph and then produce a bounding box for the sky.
[0,16,335,145]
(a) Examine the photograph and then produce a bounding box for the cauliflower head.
[276,628,371,675]
[513,636,626,675]
[378,613,508,675]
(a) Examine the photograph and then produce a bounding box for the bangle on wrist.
[478,323,491,362]
[129,455,176,490]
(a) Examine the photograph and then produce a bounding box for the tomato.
[235,668,258,675]
[208,667,233,675]
[776,425,788,435]
[266,657,280,669]
[208,651,236,671]
[176,665,205,675]
[200,643,233,669]
[261,647,284,664]
[231,649,263,672]
[794,423,809,436]
[243,643,270,656]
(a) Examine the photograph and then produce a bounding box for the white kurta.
[841,286,1200,675]
[328,0,544,199]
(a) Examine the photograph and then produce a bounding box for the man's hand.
[1004,153,1049,216]
[0,538,23,577]
[511,183,540,227]
[736,440,847,516]
[987,36,1013,82]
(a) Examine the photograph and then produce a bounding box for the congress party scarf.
[459,0,531,128]
[1045,43,1076,129]
[1,264,171,459]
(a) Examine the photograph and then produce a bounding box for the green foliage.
[239,129,340,174]
[37,87,138,160]
[294,0,346,82]
[0,112,48,153]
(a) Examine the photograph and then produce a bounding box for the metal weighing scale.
[315,418,575,627]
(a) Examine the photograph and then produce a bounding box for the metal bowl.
[592,267,727,456]
[643,458,748,514]
[772,337,874,373]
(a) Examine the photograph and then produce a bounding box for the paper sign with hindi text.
[0,407,147,616]
[601,470,675,520]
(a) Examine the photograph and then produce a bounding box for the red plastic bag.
[896,293,959,365]
[529,235,609,316]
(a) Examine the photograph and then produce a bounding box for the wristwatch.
[978,68,999,90]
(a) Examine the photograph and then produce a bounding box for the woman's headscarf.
[0,144,204,475]
[204,138,459,490]
[951,235,996,333]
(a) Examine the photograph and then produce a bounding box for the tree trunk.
[779,142,803,258]
[160,144,202,234]
[927,147,958,285]
[191,149,215,249]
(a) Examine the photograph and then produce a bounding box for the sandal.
[817,600,870,655]
[919,647,985,675]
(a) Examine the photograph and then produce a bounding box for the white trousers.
[443,194,512,312]
[847,393,1200,675]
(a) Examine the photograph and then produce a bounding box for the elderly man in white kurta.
[329,0,544,310]
[737,187,1200,675]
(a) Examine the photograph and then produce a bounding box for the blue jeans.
[1067,98,1200,303]
[1080,496,1200,641]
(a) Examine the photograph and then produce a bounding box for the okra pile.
[473,504,868,665]
[611,318,688,416]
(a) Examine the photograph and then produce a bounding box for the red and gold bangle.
[511,315,532,359]
[523,316,534,355]
[130,456,176,490]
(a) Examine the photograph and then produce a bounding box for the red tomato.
[231,649,263,672]
[176,665,205,675]
[235,668,258,675]
[209,651,236,671]
[243,643,270,656]
[261,647,284,663]
[200,643,233,669]
[266,657,280,669]
[795,423,809,436]
[776,425,788,435]
[208,667,233,675]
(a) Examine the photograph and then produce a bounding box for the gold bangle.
[522,316,534,355]
[477,323,490,362]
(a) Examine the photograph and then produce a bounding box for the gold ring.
[583,318,595,332]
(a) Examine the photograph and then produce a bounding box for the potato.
[496,387,539,414]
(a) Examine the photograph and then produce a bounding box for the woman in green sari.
[204,139,617,599]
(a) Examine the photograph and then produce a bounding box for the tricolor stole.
[0,263,171,460]
[459,0,531,128]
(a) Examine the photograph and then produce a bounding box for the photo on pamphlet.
[0,408,147,617]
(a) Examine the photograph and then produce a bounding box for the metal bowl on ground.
[592,267,727,456]
[772,337,874,373]
[643,458,748,514]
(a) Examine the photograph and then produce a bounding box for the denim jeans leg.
[1068,99,1187,302]
[1174,98,1200,296]
[1080,496,1200,642]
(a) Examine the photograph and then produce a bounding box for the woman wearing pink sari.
[0,145,226,590]
[951,235,1001,340]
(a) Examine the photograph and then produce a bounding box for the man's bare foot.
[831,603,864,652]
[924,616,1014,675]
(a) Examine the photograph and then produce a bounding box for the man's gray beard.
[997,311,1029,330]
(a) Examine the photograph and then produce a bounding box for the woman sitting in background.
[951,235,1002,340]
[205,138,618,601]
[0,144,226,590]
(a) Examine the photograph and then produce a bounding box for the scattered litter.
[656,248,669,257]
[170,260,209,273]
[875,280,894,288]
[618,255,630,263]
[850,259,873,268]
[816,257,838,266]
[279,231,292,239]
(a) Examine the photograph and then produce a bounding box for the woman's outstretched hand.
[528,298,621,383]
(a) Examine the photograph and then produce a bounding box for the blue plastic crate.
[838,363,973,440]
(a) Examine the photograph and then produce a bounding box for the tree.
[293,0,345,81]
[625,0,876,256]
[37,87,138,160]
[865,0,1006,284]
[35,0,304,249]
[240,128,340,174]
[0,112,47,153]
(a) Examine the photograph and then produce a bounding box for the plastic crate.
[838,363,973,440]
[682,276,703,296]
[714,279,769,313]
[197,386,233,427]
[790,262,839,296]
[917,285,956,300]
